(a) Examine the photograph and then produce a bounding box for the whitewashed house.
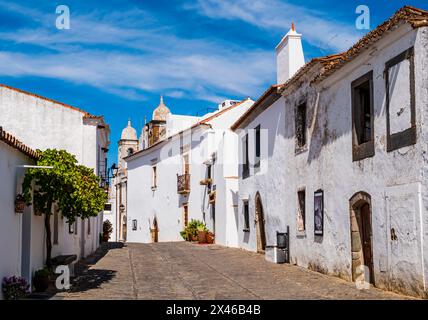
[0,84,110,269]
[0,127,42,299]
[232,6,428,297]
[124,97,253,246]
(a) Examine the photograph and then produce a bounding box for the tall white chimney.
[276,23,305,84]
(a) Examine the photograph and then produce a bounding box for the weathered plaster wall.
[237,25,428,297]
[237,97,287,252]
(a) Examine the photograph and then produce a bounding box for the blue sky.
[0,0,427,166]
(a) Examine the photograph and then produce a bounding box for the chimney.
[275,23,305,84]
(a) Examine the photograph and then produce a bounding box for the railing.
[177,173,190,194]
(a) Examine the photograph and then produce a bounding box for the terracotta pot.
[206,233,214,244]
[198,231,207,243]
[103,234,110,242]
[33,275,49,293]
[15,195,26,213]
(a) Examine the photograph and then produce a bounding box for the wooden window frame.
[385,47,416,152]
[351,71,375,161]
[183,203,189,227]
[254,125,261,173]
[243,200,250,232]
[242,133,250,179]
[151,165,157,190]
[295,101,307,151]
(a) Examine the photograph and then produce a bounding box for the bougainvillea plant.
[22,149,107,267]
[2,276,30,300]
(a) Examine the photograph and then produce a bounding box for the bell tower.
[118,119,138,170]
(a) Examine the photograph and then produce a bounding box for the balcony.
[177,173,190,194]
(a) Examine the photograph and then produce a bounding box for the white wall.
[0,142,44,299]
[166,114,200,136]
[236,25,428,297]
[126,100,253,246]
[237,96,287,252]
[126,128,207,243]
[0,86,108,263]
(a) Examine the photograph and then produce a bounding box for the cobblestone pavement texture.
[53,242,413,300]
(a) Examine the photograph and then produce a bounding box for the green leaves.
[22,149,107,223]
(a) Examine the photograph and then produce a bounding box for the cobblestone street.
[54,242,411,300]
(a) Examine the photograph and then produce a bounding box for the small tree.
[22,149,107,267]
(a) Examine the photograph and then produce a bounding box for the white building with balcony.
[124,97,253,246]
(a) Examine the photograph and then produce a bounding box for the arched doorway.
[349,192,374,285]
[255,192,266,253]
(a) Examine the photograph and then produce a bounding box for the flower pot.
[206,233,214,244]
[198,230,207,243]
[103,234,109,242]
[33,275,49,293]
[15,194,26,213]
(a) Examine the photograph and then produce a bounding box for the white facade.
[0,130,43,299]
[234,12,428,298]
[0,85,110,272]
[125,99,253,246]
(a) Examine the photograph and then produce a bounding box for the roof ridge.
[199,98,251,124]
[316,5,428,82]
[0,126,39,159]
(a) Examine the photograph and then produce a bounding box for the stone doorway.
[349,192,375,285]
[255,192,266,253]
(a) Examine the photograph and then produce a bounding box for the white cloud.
[0,2,275,103]
[185,0,360,52]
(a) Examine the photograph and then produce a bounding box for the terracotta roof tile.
[231,6,428,130]
[0,126,39,159]
[316,6,428,82]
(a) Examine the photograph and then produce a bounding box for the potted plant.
[103,220,113,242]
[197,222,208,244]
[206,232,215,244]
[15,194,26,213]
[180,219,205,242]
[180,230,188,241]
[33,268,50,293]
[2,276,30,300]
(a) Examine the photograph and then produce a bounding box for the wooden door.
[255,194,266,253]
[360,203,374,284]
[183,204,189,227]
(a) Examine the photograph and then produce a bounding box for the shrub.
[2,276,30,300]
[180,219,208,240]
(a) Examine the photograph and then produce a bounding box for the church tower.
[118,119,138,170]
[142,96,171,149]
